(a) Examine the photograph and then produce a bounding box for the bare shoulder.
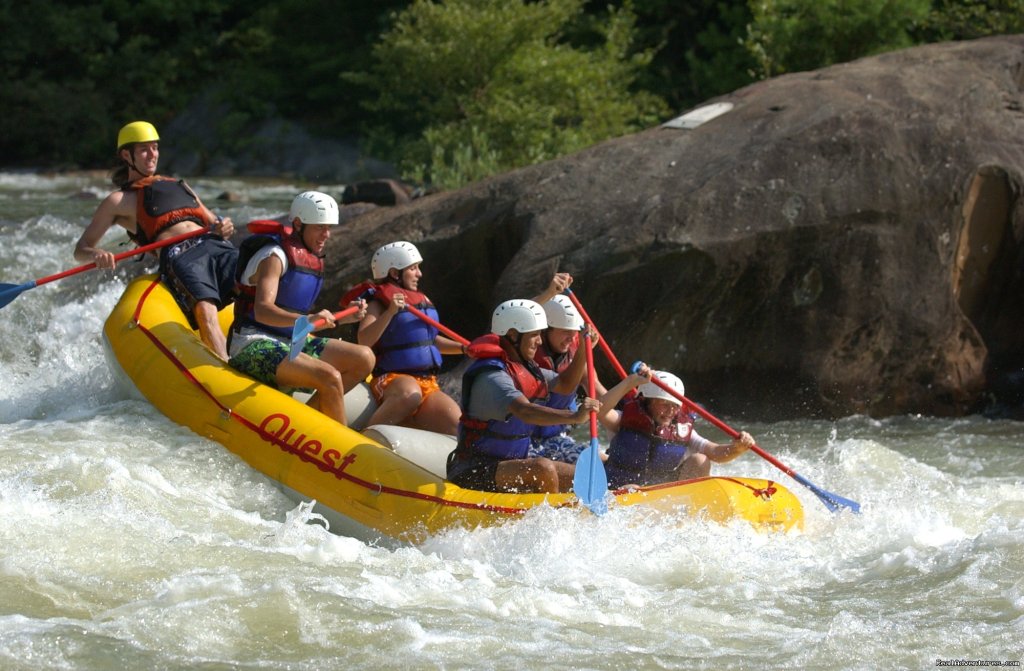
[86,188,138,236]
[99,188,136,214]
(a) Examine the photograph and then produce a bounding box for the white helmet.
[371,241,423,279]
[290,191,339,225]
[542,295,584,330]
[492,299,548,336]
[638,370,685,406]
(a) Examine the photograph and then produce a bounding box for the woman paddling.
[356,241,464,435]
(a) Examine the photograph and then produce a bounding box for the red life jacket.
[533,333,578,373]
[126,175,208,245]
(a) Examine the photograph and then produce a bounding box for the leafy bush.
[353,0,668,188]
[744,0,931,78]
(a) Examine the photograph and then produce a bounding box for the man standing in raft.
[446,299,601,493]
[75,121,238,360]
[598,364,754,488]
[227,191,374,427]
[355,241,464,435]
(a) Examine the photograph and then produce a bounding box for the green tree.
[744,0,931,78]
[915,0,1024,41]
[353,0,668,188]
[602,0,757,118]
[0,0,254,168]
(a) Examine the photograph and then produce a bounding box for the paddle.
[564,289,628,379]
[0,226,209,310]
[288,304,362,360]
[631,361,861,514]
[405,304,471,347]
[573,326,609,515]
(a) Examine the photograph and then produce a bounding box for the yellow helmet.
[116,121,159,151]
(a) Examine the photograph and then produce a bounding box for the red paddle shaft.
[308,304,360,331]
[584,328,598,438]
[564,289,628,379]
[406,304,471,347]
[44,226,209,288]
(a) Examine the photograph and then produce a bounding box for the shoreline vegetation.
[1,0,1021,189]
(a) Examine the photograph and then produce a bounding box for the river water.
[0,172,1021,670]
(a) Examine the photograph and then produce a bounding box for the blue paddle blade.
[793,473,861,513]
[288,316,314,361]
[0,282,35,309]
[573,440,608,515]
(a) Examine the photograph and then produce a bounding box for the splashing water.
[0,173,1021,670]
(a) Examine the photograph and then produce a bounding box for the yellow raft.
[103,275,803,544]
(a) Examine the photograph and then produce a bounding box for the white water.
[0,173,1021,670]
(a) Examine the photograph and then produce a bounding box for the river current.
[0,172,1021,670]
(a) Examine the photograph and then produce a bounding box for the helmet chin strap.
[292,220,324,257]
[123,148,156,180]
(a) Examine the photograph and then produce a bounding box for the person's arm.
[531,272,573,305]
[74,191,130,267]
[596,364,651,431]
[252,255,336,331]
[357,297,398,346]
[699,430,754,463]
[185,180,233,239]
[435,334,465,355]
[508,394,599,427]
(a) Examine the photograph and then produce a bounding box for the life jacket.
[125,175,208,245]
[531,335,580,440]
[367,280,443,375]
[452,334,550,461]
[231,219,324,338]
[605,394,694,487]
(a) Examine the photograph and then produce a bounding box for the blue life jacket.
[605,396,693,488]
[232,222,323,339]
[452,335,550,461]
[370,281,442,375]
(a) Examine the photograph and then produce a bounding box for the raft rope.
[130,277,533,517]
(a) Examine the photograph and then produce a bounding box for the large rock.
[322,35,1024,420]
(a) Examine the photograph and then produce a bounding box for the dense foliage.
[1,0,1020,185]
[352,0,667,186]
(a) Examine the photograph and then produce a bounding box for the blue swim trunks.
[528,433,586,464]
[162,235,239,327]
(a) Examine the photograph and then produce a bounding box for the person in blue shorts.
[227,191,374,426]
[75,121,238,360]
[526,273,608,463]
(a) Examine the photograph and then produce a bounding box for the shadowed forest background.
[2,0,1021,188]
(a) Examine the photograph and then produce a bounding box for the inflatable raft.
[103,275,804,544]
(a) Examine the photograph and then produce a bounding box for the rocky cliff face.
[321,35,1024,420]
